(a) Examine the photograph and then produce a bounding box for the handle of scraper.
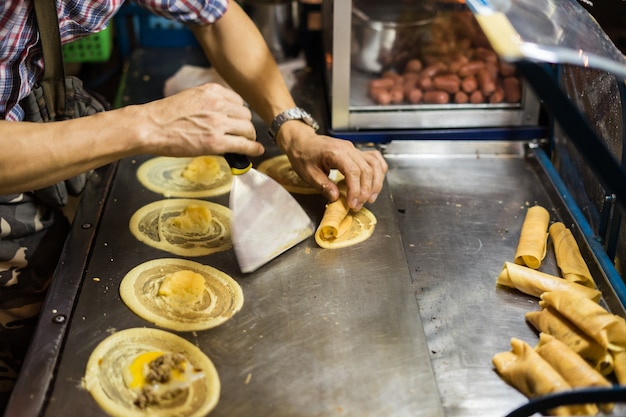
[224,153,252,175]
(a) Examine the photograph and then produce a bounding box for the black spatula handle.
[224,153,252,175]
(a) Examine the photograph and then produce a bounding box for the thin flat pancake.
[257,154,343,194]
[120,258,244,331]
[129,199,231,257]
[137,156,232,198]
[82,327,220,417]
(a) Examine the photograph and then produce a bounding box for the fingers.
[285,134,387,211]
[147,83,263,157]
[334,147,387,211]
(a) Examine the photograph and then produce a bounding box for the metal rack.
[321,0,544,140]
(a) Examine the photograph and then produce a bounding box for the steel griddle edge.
[7,48,626,417]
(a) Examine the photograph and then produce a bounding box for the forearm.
[0,105,148,194]
[190,2,296,125]
[1,77,265,196]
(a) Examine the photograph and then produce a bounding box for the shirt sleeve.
[132,0,230,25]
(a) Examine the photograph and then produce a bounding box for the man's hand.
[141,83,264,158]
[276,121,388,211]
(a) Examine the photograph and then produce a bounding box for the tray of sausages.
[365,10,524,106]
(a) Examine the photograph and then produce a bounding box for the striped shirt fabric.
[0,0,229,121]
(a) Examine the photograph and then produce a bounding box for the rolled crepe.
[514,205,550,269]
[316,181,350,240]
[535,333,611,388]
[536,333,611,413]
[549,222,595,288]
[613,350,626,385]
[497,262,601,302]
[526,306,613,375]
[540,290,626,352]
[492,338,595,416]
[316,196,352,240]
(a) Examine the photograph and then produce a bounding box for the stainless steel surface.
[11,48,626,417]
[33,138,626,417]
[384,140,626,417]
[40,151,443,417]
[229,167,314,273]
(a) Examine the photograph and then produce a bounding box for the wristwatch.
[268,107,320,140]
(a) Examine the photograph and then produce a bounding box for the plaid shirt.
[0,0,228,121]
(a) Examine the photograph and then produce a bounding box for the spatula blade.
[229,168,314,273]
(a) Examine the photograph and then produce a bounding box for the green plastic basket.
[62,26,112,63]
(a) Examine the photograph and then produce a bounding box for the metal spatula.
[225,153,315,273]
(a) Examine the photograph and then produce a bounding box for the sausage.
[476,68,496,96]
[454,91,469,104]
[448,54,469,74]
[502,77,521,103]
[473,47,498,63]
[408,88,423,104]
[402,73,419,94]
[423,91,450,104]
[369,78,394,90]
[421,62,447,78]
[390,87,404,104]
[461,76,478,93]
[469,90,484,104]
[433,75,461,94]
[381,71,403,85]
[404,59,423,74]
[457,61,485,78]
[417,75,434,91]
[489,86,505,104]
[499,62,517,77]
[369,87,392,105]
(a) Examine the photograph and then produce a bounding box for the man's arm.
[0,82,261,195]
[189,3,388,210]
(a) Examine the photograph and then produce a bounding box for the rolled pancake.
[496,262,601,302]
[120,258,244,331]
[535,333,611,413]
[613,350,626,385]
[314,197,377,249]
[136,156,231,198]
[83,328,219,417]
[536,332,612,388]
[129,199,231,257]
[526,306,613,375]
[492,338,594,416]
[256,154,343,195]
[514,205,550,269]
[540,290,626,352]
[549,222,595,288]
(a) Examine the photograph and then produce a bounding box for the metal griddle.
[7,48,626,417]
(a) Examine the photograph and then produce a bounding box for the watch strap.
[268,107,319,140]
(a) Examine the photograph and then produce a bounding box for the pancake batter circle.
[82,327,220,417]
[129,198,232,257]
[120,258,244,331]
[136,156,232,198]
[257,154,343,194]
